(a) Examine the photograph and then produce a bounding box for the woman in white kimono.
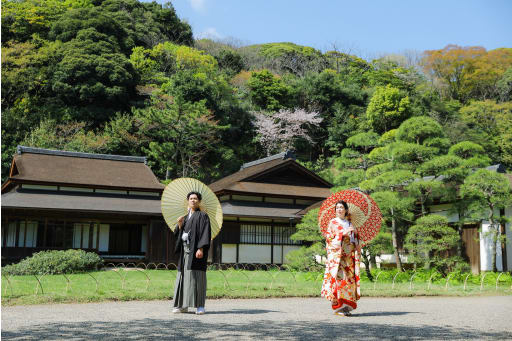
[321,200,361,316]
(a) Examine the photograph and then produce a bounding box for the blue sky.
[168,0,511,58]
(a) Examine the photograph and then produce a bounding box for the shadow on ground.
[2,314,511,341]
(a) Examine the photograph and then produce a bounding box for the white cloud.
[189,0,207,12]
[197,27,224,40]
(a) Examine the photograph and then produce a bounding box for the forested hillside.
[2,0,512,185]
[3,0,512,272]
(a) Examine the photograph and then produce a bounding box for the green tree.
[99,0,193,48]
[418,141,491,259]
[287,208,325,271]
[1,0,70,42]
[405,214,462,275]
[51,29,138,124]
[247,70,291,111]
[331,131,379,190]
[21,119,110,153]
[458,100,512,167]
[496,67,512,102]
[395,116,444,145]
[461,169,512,272]
[135,95,227,180]
[363,230,393,271]
[366,84,412,133]
[360,171,416,271]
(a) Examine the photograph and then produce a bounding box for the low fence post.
[392,272,400,290]
[480,272,489,291]
[409,272,416,291]
[373,271,382,290]
[463,273,471,291]
[62,274,71,293]
[34,275,45,295]
[445,274,453,291]
[2,275,13,296]
[495,272,504,292]
[88,273,99,292]
[427,272,437,291]
[135,269,151,291]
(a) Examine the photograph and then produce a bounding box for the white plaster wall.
[480,209,503,271]
[238,244,271,263]
[506,206,512,271]
[273,245,283,264]
[221,244,237,263]
[282,245,301,264]
[98,224,110,252]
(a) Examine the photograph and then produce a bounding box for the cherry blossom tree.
[252,108,322,155]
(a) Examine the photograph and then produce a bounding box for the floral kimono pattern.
[321,218,360,311]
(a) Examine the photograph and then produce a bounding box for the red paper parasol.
[318,189,382,245]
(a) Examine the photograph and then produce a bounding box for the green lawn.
[2,269,511,306]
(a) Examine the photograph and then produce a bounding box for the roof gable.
[209,153,332,194]
[245,162,331,187]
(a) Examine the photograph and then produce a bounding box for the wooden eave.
[216,189,328,201]
[2,178,164,194]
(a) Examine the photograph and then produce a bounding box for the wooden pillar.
[44,218,48,248]
[146,222,150,261]
[15,220,20,247]
[23,218,27,248]
[271,220,274,264]
[80,224,83,249]
[166,227,169,264]
[96,223,100,250]
[89,222,94,249]
[3,217,7,247]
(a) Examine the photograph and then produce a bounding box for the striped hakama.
[173,244,207,308]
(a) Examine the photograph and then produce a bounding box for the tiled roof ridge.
[240,150,295,170]
[17,146,147,164]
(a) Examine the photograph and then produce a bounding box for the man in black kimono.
[172,191,211,315]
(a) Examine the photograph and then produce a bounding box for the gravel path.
[2,296,512,340]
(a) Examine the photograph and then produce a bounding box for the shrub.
[284,242,325,272]
[3,249,103,275]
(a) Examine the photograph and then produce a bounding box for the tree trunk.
[390,211,403,271]
[361,248,374,282]
[490,222,498,273]
[370,252,377,269]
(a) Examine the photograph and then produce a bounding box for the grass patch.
[2,269,511,306]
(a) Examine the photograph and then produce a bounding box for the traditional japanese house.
[208,151,332,264]
[425,165,512,274]
[1,146,175,264]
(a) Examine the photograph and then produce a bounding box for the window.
[240,225,272,244]
[232,195,263,202]
[240,224,301,245]
[5,222,16,247]
[73,223,98,249]
[274,226,301,245]
[18,221,39,247]
[4,220,41,247]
